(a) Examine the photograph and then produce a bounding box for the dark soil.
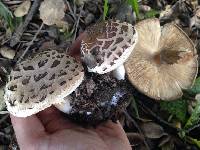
[68,72,131,125]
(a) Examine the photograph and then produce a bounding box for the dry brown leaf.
[39,0,66,25]
[14,0,31,17]
[141,122,166,139]
[0,46,16,59]
[127,132,145,146]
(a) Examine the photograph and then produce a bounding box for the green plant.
[144,9,159,19]
[160,99,187,123]
[127,0,139,18]
[184,100,200,130]
[0,1,14,31]
[186,77,200,95]
[103,0,109,20]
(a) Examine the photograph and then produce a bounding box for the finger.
[95,121,131,148]
[10,115,46,147]
[37,106,76,133]
[68,32,87,61]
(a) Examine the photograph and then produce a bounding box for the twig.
[10,0,41,47]
[186,123,200,133]
[136,100,180,134]
[17,23,44,63]
[65,0,76,20]
[123,111,151,150]
[73,5,83,41]
[73,0,77,17]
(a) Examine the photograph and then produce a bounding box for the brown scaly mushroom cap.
[125,18,198,100]
[4,50,84,117]
[81,20,138,74]
[39,0,65,25]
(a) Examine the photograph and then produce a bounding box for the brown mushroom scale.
[67,73,130,124]
[81,20,137,74]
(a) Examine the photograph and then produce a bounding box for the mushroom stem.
[54,97,72,113]
[112,65,125,80]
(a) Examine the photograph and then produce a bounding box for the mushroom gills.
[111,65,126,80]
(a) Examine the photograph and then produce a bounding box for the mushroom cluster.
[4,20,136,121]
[4,18,198,123]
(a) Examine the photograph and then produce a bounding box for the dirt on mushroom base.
[67,72,131,125]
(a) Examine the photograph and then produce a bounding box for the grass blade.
[127,0,139,18]
[103,0,109,20]
[0,1,14,31]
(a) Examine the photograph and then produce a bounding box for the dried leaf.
[127,132,144,146]
[141,122,165,139]
[39,0,65,25]
[0,46,16,59]
[14,0,31,17]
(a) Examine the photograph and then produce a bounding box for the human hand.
[11,107,131,150]
[10,33,131,150]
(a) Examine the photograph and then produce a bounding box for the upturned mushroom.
[4,50,84,117]
[81,20,138,80]
[125,18,198,100]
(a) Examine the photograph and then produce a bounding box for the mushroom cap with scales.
[4,50,84,117]
[81,20,138,74]
[125,18,198,100]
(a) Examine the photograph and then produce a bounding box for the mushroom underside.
[125,19,198,100]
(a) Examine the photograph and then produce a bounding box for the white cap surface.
[81,20,138,74]
[4,50,84,117]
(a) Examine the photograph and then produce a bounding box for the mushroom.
[39,0,65,26]
[4,50,84,117]
[125,18,198,100]
[81,20,138,80]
